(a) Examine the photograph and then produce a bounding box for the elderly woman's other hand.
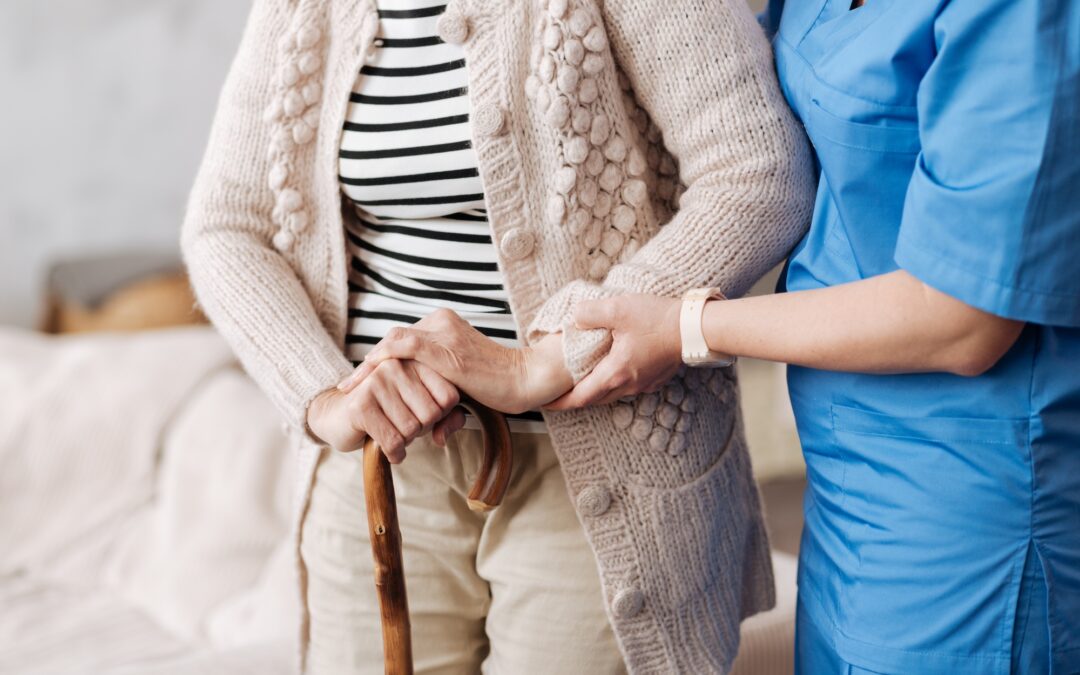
[307,359,462,463]
[545,294,683,411]
[339,309,573,416]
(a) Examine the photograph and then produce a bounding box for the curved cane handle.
[458,397,513,512]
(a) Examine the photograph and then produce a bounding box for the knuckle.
[401,419,421,439]
[437,387,459,411]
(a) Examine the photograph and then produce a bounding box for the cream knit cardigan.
[181,0,815,672]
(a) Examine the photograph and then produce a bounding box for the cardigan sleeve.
[526,0,816,381]
[180,0,354,439]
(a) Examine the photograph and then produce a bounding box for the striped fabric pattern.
[339,0,544,431]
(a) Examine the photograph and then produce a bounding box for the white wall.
[0,0,252,327]
[0,0,768,328]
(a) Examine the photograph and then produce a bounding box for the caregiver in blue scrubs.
[550,0,1080,672]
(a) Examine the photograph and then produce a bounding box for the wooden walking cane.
[362,397,513,675]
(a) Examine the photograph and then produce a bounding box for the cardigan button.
[473,104,507,137]
[576,485,612,517]
[611,588,645,620]
[500,228,536,261]
[436,12,470,45]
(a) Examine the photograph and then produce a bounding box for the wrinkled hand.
[306,359,463,463]
[546,294,683,410]
[338,309,573,415]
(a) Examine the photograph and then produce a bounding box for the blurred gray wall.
[0,0,767,328]
[0,1,252,327]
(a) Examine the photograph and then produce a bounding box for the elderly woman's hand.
[545,294,683,410]
[338,309,573,415]
[307,359,463,463]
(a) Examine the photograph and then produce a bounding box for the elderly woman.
[182,0,813,672]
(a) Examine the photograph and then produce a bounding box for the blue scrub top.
[765,0,1080,672]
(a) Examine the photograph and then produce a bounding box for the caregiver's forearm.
[701,270,1024,376]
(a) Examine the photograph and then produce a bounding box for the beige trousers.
[299,429,627,675]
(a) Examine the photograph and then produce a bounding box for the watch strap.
[680,287,735,368]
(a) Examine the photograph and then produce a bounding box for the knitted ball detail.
[302,82,322,105]
[266,13,327,252]
[280,62,301,87]
[565,135,590,164]
[612,205,636,233]
[564,39,585,66]
[656,402,680,429]
[667,432,688,457]
[283,90,306,117]
[557,65,580,95]
[584,25,608,52]
[555,166,577,194]
[436,12,469,45]
[599,230,624,257]
[287,209,310,234]
[584,219,603,248]
[547,0,569,19]
[292,121,315,145]
[268,164,289,191]
[569,208,592,235]
[298,51,321,75]
[612,403,634,430]
[648,427,671,453]
[568,9,592,37]
[277,188,303,213]
[272,229,296,251]
[543,24,562,50]
[295,25,321,49]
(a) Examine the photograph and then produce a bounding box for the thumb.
[573,298,617,331]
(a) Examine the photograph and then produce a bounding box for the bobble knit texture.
[181,0,815,673]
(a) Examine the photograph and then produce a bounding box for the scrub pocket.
[827,403,1032,669]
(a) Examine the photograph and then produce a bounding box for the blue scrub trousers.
[795,544,1052,675]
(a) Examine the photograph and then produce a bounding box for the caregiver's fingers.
[544,356,624,411]
[573,298,622,331]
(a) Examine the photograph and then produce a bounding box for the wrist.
[305,387,341,445]
[522,334,574,409]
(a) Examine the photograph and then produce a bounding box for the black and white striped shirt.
[339,0,545,432]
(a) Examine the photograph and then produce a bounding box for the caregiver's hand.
[306,360,463,464]
[546,294,683,410]
[339,309,574,415]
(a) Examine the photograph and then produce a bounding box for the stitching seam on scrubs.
[775,34,919,113]
[836,628,1012,661]
[831,407,1025,446]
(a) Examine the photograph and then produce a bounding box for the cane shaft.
[363,438,413,675]
[361,399,512,674]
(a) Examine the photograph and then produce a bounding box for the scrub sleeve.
[894,0,1080,327]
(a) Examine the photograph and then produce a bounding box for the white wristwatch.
[680,287,735,368]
